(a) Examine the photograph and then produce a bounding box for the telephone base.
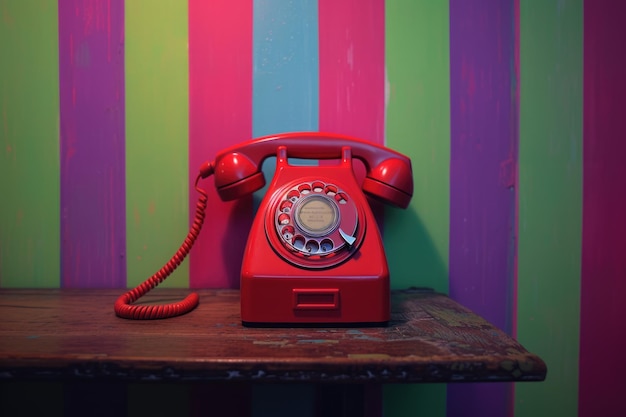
[240,276,390,327]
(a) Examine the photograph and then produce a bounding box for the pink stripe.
[188,0,253,288]
[318,0,386,226]
[318,0,385,142]
[317,4,384,415]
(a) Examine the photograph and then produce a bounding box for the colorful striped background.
[1,1,624,416]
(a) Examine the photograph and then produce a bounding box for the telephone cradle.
[114,132,413,326]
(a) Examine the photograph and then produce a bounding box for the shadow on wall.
[385,204,447,294]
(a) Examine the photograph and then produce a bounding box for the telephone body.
[114,132,413,325]
[213,132,413,325]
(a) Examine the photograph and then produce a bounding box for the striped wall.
[516,2,583,417]
[1,1,624,416]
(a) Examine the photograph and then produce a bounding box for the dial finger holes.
[293,235,306,251]
[280,200,293,212]
[335,192,348,204]
[320,239,333,252]
[304,240,319,253]
[287,190,300,201]
[324,184,337,196]
[312,181,324,193]
[282,225,295,240]
[278,213,290,225]
[273,180,357,262]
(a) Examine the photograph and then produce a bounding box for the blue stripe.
[250,0,320,409]
[253,0,319,136]
[252,0,319,203]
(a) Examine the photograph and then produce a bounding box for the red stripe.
[188,0,253,288]
[579,1,626,416]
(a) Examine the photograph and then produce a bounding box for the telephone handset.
[115,132,413,325]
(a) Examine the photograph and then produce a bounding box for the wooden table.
[0,288,546,383]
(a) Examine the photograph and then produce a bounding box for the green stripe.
[125,1,189,288]
[516,1,583,416]
[383,1,450,416]
[0,0,59,288]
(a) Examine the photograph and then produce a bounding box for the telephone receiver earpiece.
[212,132,413,208]
[213,151,266,201]
[362,157,413,209]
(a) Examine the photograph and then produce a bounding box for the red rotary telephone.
[115,132,413,325]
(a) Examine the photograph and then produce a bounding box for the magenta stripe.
[447,0,518,416]
[59,0,126,288]
[318,0,385,142]
[188,0,253,288]
[579,1,626,415]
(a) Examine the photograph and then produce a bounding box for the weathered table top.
[0,288,546,383]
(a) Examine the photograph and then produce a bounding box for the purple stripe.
[59,0,126,288]
[447,1,518,416]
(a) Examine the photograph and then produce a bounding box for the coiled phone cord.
[114,163,214,319]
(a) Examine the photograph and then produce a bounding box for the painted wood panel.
[0,0,60,287]
[2,1,624,416]
[516,1,583,416]
[579,2,626,416]
[124,0,189,289]
[188,0,253,289]
[253,0,319,137]
[58,0,126,288]
[318,0,384,142]
[447,0,518,415]
[383,1,450,417]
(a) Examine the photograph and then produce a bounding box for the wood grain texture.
[58,0,126,288]
[0,0,60,287]
[124,1,189,289]
[579,1,626,416]
[516,1,583,416]
[0,288,546,383]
